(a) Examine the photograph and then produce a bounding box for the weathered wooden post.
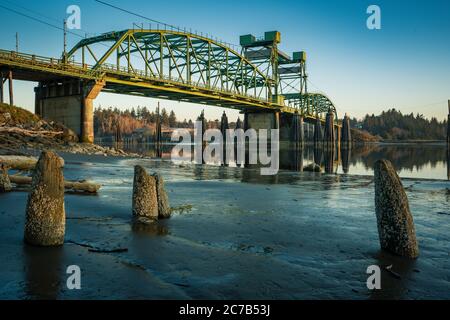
[235,117,243,130]
[220,111,229,164]
[447,146,450,181]
[292,113,304,147]
[374,159,419,258]
[220,111,229,137]
[313,116,323,146]
[0,164,12,192]
[24,151,65,246]
[197,110,207,164]
[323,108,335,149]
[132,165,158,220]
[447,100,450,146]
[132,166,171,221]
[155,105,162,157]
[341,113,352,149]
[155,173,171,219]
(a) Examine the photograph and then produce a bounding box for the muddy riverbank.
[0,152,449,299]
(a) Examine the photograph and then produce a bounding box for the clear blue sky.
[0,0,449,121]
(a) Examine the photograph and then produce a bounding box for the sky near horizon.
[0,0,449,121]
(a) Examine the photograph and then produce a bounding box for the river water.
[0,143,448,299]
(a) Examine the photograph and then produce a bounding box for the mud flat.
[0,153,449,299]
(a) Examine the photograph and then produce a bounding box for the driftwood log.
[0,155,65,171]
[0,127,63,137]
[9,175,101,194]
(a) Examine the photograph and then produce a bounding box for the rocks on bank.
[0,103,134,157]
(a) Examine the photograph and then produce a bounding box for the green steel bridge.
[0,29,337,121]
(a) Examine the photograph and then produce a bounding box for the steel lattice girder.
[62,29,337,119]
[67,29,274,100]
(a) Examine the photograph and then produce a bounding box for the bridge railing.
[0,49,103,78]
[0,49,269,105]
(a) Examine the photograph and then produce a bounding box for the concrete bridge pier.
[0,71,14,105]
[244,111,280,134]
[278,113,304,145]
[35,80,105,143]
[0,72,3,104]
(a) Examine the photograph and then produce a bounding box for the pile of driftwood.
[0,155,100,194]
[0,127,63,138]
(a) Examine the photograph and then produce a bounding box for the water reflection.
[23,245,63,300]
[109,142,449,180]
[132,219,169,236]
[341,148,351,174]
[447,147,450,180]
[369,250,417,300]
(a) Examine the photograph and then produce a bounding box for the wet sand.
[0,153,449,299]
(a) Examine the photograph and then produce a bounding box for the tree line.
[95,106,447,141]
[94,106,238,136]
[349,109,447,141]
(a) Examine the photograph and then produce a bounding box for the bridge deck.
[0,49,334,123]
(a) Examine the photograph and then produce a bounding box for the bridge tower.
[240,31,309,144]
[35,80,104,143]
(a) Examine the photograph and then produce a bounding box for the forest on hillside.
[349,109,447,141]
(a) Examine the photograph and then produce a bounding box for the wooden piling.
[341,113,352,148]
[220,112,229,166]
[132,165,158,220]
[447,100,450,146]
[374,160,419,258]
[323,109,335,149]
[235,117,243,130]
[292,114,304,146]
[24,151,65,246]
[313,116,323,146]
[220,111,229,139]
[197,110,207,164]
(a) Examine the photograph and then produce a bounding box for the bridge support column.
[81,81,104,143]
[341,113,352,149]
[279,113,304,146]
[0,72,4,104]
[35,80,105,143]
[8,71,13,106]
[244,111,280,136]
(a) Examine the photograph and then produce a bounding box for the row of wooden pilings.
[2,150,171,247]
[304,109,352,149]
[5,145,420,260]
[111,108,353,151]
